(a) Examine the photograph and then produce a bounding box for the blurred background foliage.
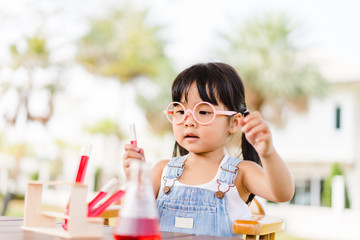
[6,35,60,125]
[77,5,170,82]
[321,162,350,208]
[76,4,176,134]
[84,119,123,138]
[218,13,328,126]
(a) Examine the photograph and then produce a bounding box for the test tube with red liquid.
[62,143,92,230]
[113,161,160,240]
[88,189,126,217]
[130,123,137,147]
[75,143,92,183]
[88,177,119,215]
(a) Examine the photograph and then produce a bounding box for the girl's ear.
[229,113,242,134]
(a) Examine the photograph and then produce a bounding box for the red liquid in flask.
[113,218,161,240]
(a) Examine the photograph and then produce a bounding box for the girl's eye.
[199,111,211,115]
[175,110,185,115]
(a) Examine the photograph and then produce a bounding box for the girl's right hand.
[123,144,145,180]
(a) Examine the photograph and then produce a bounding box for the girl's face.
[173,83,237,156]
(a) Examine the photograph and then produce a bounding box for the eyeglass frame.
[164,101,238,126]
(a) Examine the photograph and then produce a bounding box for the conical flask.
[113,160,161,240]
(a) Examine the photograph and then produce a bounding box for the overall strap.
[215,156,242,199]
[218,156,241,184]
[164,155,187,179]
[162,155,187,195]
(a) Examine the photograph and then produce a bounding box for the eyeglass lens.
[167,102,215,124]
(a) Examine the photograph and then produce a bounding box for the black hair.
[170,62,261,204]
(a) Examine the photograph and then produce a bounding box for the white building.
[267,63,360,239]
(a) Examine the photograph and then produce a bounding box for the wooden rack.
[21,181,104,238]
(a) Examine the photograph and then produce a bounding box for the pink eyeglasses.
[164,101,238,125]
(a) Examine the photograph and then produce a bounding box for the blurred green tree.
[218,13,328,126]
[5,36,62,125]
[77,4,175,134]
[0,35,64,214]
[322,162,350,208]
[84,119,123,139]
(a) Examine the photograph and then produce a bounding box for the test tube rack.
[21,181,104,238]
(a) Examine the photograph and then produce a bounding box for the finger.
[255,132,271,144]
[245,124,269,139]
[124,144,141,153]
[138,148,146,160]
[244,124,269,145]
[242,117,263,133]
[239,111,259,126]
[124,150,144,161]
[243,111,262,123]
[123,156,145,169]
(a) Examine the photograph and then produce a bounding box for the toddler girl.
[123,62,294,237]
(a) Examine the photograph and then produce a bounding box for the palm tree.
[218,13,328,126]
[77,4,175,134]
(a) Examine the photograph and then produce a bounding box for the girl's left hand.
[239,111,274,158]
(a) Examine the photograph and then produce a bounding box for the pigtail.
[240,107,262,204]
[241,133,262,204]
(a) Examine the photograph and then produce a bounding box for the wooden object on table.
[101,197,284,240]
[99,204,120,226]
[233,198,284,240]
[21,181,104,239]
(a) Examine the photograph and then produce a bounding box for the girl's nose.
[184,110,196,126]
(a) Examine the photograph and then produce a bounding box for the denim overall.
[156,155,242,237]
